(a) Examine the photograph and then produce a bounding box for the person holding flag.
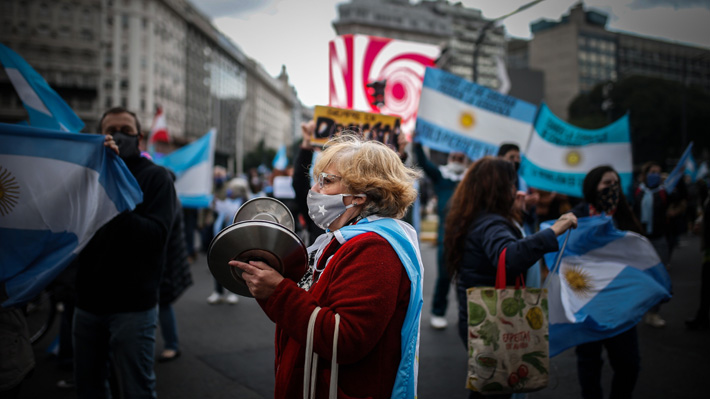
[73,107,177,399]
[570,165,646,399]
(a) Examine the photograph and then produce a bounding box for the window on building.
[36,24,50,36]
[38,3,50,19]
[105,97,113,108]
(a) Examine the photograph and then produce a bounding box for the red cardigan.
[259,232,411,399]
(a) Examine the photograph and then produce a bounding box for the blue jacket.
[455,212,558,346]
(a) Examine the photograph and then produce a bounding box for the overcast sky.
[190,0,710,107]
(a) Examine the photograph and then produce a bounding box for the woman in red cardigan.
[231,134,424,399]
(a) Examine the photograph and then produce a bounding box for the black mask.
[113,132,140,159]
[513,161,521,172]
[596,185,620,213]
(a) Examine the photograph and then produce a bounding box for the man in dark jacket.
[73,107,176,399]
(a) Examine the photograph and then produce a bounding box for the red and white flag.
[150,106,169,143]
[328,34,440,134]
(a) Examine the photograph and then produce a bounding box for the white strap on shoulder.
[304,306,321,399]
[303,307,341,399]
[330,313,340,399]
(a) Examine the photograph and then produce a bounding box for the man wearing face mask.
[412,135,469,330]
[72,107,177,399]
[633,161,669,328]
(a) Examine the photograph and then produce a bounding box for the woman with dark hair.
[570,165,644,399]
[445,156,577,399]
[576,165,644,234]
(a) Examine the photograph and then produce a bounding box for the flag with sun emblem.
[520,103,632,198]
[415,67,537,161]
[0,123,142,307]
[541,216,671,356]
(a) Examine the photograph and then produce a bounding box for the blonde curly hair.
[314,133,421,219]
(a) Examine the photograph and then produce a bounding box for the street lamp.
[472,0,545,84]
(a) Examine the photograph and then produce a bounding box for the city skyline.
[192,0,710,108]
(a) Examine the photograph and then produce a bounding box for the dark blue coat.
[455,212,558,346]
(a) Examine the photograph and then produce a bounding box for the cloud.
[629,0,710,10]
[191,0,281,19]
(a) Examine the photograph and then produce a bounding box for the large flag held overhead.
[415,67,537,161]
[0,123,142,307]
[541,216,672,356]
[0,43,84,133]
[154,128,216,208]
[520,103,633,198]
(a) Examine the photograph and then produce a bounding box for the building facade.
[523,3,710,119]
[332,0,507,90]
[0,0,102,130]
[0,0,304,176]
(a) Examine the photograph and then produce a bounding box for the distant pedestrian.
[412,132,469,330]
[157,170,194,362]
[633,161,669,328]
[686,194,710,330]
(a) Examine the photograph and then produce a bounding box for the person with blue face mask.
[230,134,425,399]
[73,107,177,399]
[633,161,670,328]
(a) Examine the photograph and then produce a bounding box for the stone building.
[511,3,710,119]
[0,0,305,176]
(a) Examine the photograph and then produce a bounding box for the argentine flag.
[335,216,423,399]
[0,123,142,307]
[542,216,671,356]
[272,144,288,170]
[664,142,693,193]
[0,43,84,132]
[520,103,632,198]
[415,67,537,160]
[155,128,216,208]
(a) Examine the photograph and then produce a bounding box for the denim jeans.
[158,303,179,351]
[431,244,451,317]
[73,306,158,399]
[575,326,640,399]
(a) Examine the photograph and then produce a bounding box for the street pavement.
[18,233,707,398]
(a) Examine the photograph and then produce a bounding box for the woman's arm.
[257,233,408,364]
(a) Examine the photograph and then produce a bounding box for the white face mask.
[307,190,366,231]
[446,161,467,175]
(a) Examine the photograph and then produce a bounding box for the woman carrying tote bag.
[445,157,577,399]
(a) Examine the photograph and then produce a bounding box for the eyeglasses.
[317,172,342,188]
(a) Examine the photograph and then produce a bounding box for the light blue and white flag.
[684,151,697,182]
[415,67,537,161]
[520,103,632,198]
[272,144,288,170]
[697,161,709,181]
[541,216,671,356]
[335,216,423,399]
[0,43,84,132]
[664,142,693,193]
[154,128,216,208]
[0,123,142,307]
